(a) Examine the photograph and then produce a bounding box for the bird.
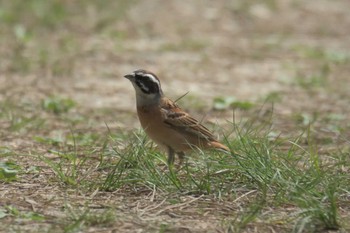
[124,69,230,166]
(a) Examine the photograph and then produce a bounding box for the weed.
[213,96,255,111]
[293,45,350,64]
[0,147,13,157]
[0,100,45,132]
[1,1,349,232]
[2,206,44,221]
[264,91,282,103]
[63,204,116,232]
[37,131,98,187]
[42,96,76,115]
[0,161,20,182]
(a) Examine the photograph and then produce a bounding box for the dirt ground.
[1,0,350,232]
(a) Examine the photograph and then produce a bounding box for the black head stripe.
[134,72,161,94]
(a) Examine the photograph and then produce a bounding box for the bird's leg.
[177,152,185,166]
[167,146,175,166]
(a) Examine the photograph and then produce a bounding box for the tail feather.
[209,141,230,153]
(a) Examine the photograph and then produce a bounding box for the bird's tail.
[210,141,230,153]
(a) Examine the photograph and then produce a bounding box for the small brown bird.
[124,69,229,165]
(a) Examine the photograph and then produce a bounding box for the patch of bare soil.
[1,0,350,232]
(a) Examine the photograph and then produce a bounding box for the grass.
[24,114,347,232]
[1,96,349,232]
[62,204,117,232]
[1,0,350,232]
[42,96,76,115]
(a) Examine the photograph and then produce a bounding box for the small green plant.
[63,204,116,232]
[39,151,83,186]
[34,135,64,146]
[0,147,13,158]
[293,112,314,126]
[101,131,173,191]
[295,73,328,89]
[213,96,254,111]
[37,132,96,186]
[66,132,101,146]
[264,91,282,103]
[14,24,32,43]
[0,100,45,132]
[293,45,350,64]
[0,161,20,182]
[42,96,76,114]
[2,206,44,221]
[293,185,340,231]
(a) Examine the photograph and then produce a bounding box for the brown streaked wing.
[161,98,216,141]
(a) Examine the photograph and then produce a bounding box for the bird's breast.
[136,105,192,151]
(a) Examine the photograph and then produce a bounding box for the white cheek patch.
[135,80,150,93]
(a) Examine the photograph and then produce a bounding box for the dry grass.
[1,0,350,232]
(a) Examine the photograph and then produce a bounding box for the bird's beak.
[124,73,135,80]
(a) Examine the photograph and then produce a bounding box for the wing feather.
[161,98,216,141]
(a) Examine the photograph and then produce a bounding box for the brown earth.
[1,0,350,232]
